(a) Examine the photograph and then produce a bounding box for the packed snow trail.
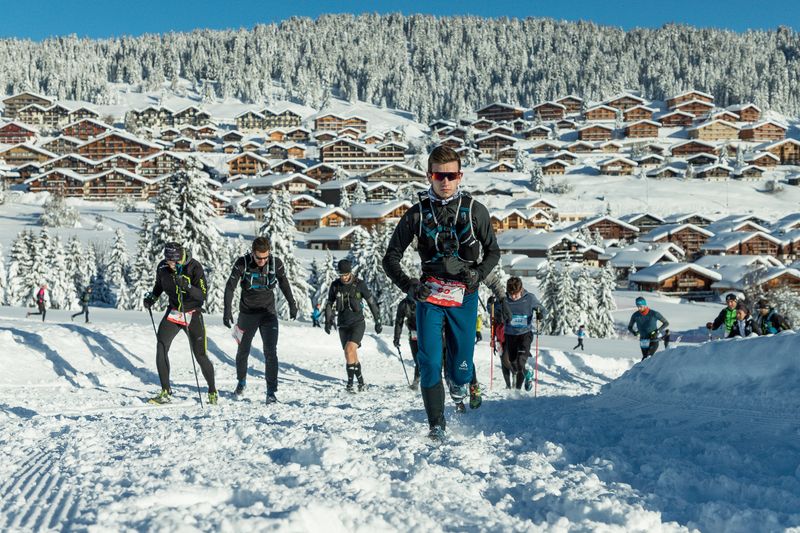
[0,311,798,532]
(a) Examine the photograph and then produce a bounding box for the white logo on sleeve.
[459,361,468,370]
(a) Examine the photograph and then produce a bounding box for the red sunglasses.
[430,171,463,182]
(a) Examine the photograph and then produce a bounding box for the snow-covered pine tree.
[258,189,311,319]
[127,216,158,311]
[539,256,559,334]
[29,231,51,296]
[0,244,7,305]
[590,263,618,338]
[65,236,86,295]
[573,265,594,331]
[550,263,578,335]
[371,223,407,323]
[39,191,79,228]
[346,226,381,320]
[6,231,34,306]
[106,229,130,308]
[84,243,98,295]
[351,183,367,204]
[91,247,114,306]
[45,236,77,310]
[312,251,339,308]
[339,187,352,210]
[529,162,544,192]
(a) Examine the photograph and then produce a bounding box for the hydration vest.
[240,254,278,291]
[416,191,479,265]
[334,278,364,313]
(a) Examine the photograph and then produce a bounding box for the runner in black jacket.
[324,259,382,392]
[224,236,297,403]
[382,146,500,440]
[143,242,217,404]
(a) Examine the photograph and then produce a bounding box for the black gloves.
[535,309,543,321]
[375,322,383,334]
[289,303,298,320]
[649,330,658,339]
[475,331,483,343]
[223,310,233,329]
[706,322,713,330]
[462,268,480,291]
[408,280,432,302]
[324,323,331,335]
[174,275,190,292]
[143,294,155,309]
[393,337,401,348]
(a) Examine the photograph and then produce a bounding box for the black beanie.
[337,259,352,274]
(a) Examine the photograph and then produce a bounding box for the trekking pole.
[147,307,158,337]
[182,323,204,408]
[489,302,495,391]
[534,318,540,398]
[396,346,411,387]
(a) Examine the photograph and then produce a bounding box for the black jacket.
[711,307,737,333]
[151,256,206,312]
[325,276,379,328]
[382,191,500,293]
[727,317,756,338]
[754,309,791,335]
[223,254,295,315]
[394,298,417,340]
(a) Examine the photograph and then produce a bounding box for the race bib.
[409,330,418,341]
[232,325,245,345]
[425,277,465,307]
[639,338,652,349]
[510,314,528,328]
[166,309,194,326]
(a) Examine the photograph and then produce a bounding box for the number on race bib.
[424,277,466,307]
[166,309,194,326]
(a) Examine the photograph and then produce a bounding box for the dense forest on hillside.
[1,14,798,121]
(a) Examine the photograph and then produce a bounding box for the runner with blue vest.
[382,145,500,441]
[627,296,669,361]
[143,242,217,404]
[500,276,546,391]
[753,299,791,335]
[223,236,297,403]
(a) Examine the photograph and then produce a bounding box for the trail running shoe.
[524,369,534,392]
[357,381,367,392]
[448,382,468,403]
[149,389,172,404]
[208,391,219,405]
[346,382,355,393]
[455,401,466,413]
[469,383,482,409]
[428,426,446,442]
[234,380,246,397]
[266,392,277,404]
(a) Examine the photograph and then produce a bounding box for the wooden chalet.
[763,138,800,165]
[575,215,639,241]
[598,156,637,176]
[226,152,271,176]
[319,138,407,170]
[40,136,82,156]
[624,120,660,139]
[555,95,583,114]
[578,124,613,141]
[542,160,568,175]
[261,108,302,129]
[674,99,715,117]
[671,140,719,157]
[138,152,186,178]
[666,90,714,109]
[623,105,656,122]
[349,200,412,229]
[475,133,517,155]
[25,168,155,200]
[739,120,787,142]
[77,131,161,160]
[629,263,721,297]
[701,231,783,257]
[0,121,37,144]
[476,102,525,122]
[745,152,779,168]
[604,93,647,111]
[235,110,265,133]
[523,126,552,140]
[640,223,713,258]
[531,101,566,121]
[583,105,617,121]
[727,103,761,122]
[292,206,351,233]
[314,114,368,133]
[658,110,694,127]
[305,226,361,250]
[0,144,56,166]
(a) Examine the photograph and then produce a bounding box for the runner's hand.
[393,337,401,348]
[223,310,233,329]
[408,280,431,302]
[375,322,383,334]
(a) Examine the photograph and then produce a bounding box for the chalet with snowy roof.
[551,150,579,163]
[771,213,800,234]
[701,231,783,257]
[666,90,713,109]
[0,121,37,144]
[133,152,184,178]
[674,99,715,117]
[226,152,270,176]
[712,267,800,295]
[583,105,617,121]
[497,230,585,260]
[566,140,594,153]
[555,95,583,114]
[670,140,719,157]
[706,217,771,235]
[314,114,368,134]
[349,200,412,229]
[76,131,161,160]
[532,101,566,121]
[604,93,647,111]
[438,135,465,149]
[39,135,83,155]
[695,163,733,180]
[624,120,660,139]
[530,141,561,154]
[319,138,407,170]
[196,140,217,153]
[291,206,351,233]
[430,119,456,131]
[556,119,577,130]
[482,161,515,173]
[261,109,302,129]
[15,104,48,126]
[762,138,800,165]
[745,152,779,168]
[779,231,800,260]
[629,263,721,297]
[703,110,740,123]
[0,143,56,166]
[739,120,787,142]
[502,255,548,277]
[173,106,212,126]
[313,131,337,144]
[634,153,665,167]
[663,212,715,227]
[487,125,515,137]
[474,133,517,155]
[41,153,97,174]
[306,226,361,251]
[506,197,558,214]
[2,92,54,118]
[171,138,193,152]
[646,165,683,179]
[267,129,287,142]
[578,124,614,142]
[96,153,140,174]
[640,223,714,258]
[221,130,245,143]
[128,106,175,129]
[26,168,155,200]
[619,213,665,232]
[363,181,399,202]
[623,105,656,122]
[338,127,362,140]
[734,165,767,180]
[263,142,288,159]
[476,102,525,123]
[490,209,552,233]
[67,106,100,123]
[289,194,326,213]
[684,152,716,167]
[284,127,311,143]
[598,156,637,176]
[305,162,344,183]
[542,159,568,175]
[571,215,639,241]
[235,110,266,132]
[688,120,740,141]
[607,246,680,276]
[271,159,308,174]
[318,178,362,206]
[727,103,761,122]
[657,110,694,127]
[522,125,551,140]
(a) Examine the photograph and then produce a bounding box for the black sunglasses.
[430,171,462,182]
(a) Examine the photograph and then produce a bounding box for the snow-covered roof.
[476,102,526,113]
[0,120,39,133]
[711,267,800,291]
[669,89,714,101]
[349,200,412,219]
[497,230,580,252]
[362,163,425,179]
[771,213,800,234]
[578,123,614,132]
[532,101,567,110]
[619,212,666,225]
[663,212,717,224]
[726,103,761,112]
[687,119,740,132]
[292,206,350,221]
[305,226,362,241]
[626,119,661,128]
[705,218,771,235]
[629,262,721,283]
[505,197,558,210]
[566,215,639,233]
[317,178,360,190]
[608,246,680,268]
[694,254,782,269]
[598,156,638,167]
[640,223,714,242]
[701,230,782,251]
[362,180,398,192]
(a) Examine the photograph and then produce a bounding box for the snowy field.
[0,305,798,532]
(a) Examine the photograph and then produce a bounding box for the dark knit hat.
[337,259,352,274]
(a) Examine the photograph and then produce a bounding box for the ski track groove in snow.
[0,314,798,531]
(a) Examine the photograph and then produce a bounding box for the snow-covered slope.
[0,308,797,531]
